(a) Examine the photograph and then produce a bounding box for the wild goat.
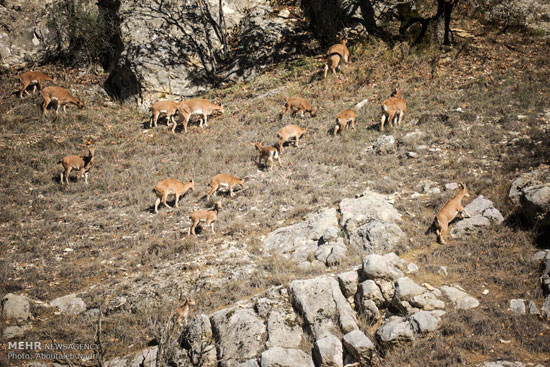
[188,201,222,235]
[430,182,471,244]
[253,142,281,171]
[19,71,55,98]
[153,179,194,214]
[175,99,224,133]
[380,88,406,132]
[150,100,185,129]
[174,298,196,326]
[206,174,244,201]
[41,86,84,115]
[278,124,307,152]
[58,148,95,184]
[334,109,356,136]
[280,97,317,119]
[324,39,350,78]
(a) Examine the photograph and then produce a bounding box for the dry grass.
[1,15,550,365]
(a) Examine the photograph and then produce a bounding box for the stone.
[339,190,401,231]
[402,129,424,144]
[362,254,404,281]
[337,270,359,299]
[342,330,375,365]
[375,317,415,346]
[326,240,347,266]
[509,299,526,315]
[1,293,31,321]
[445,182,459,191]
[541,295,550,321]
[451,196,504,238]
[50,294,86,315]
[440,286,479,310]
[438,266,448,276]
[289,276,358,338]
[357,299,380,324]
[3,325,30,339]
[375,279,396,302]
[260,347,314,367]
[393,277,427,301]
[181,314,216,367]
[528,301,539,315]
[356,280,385,306]
[129,347,157,367]
[313,334,344,367]
[407,263,419,274]
[348,220,405,255]
[410,311,441,333]
[266,311,302,349]
[410,292,446,311]
[263,208,339,261]
[368,135,396,154]
[211,307,266,367]
[238,360,260,367]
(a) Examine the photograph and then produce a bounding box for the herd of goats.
[15,39,470,243]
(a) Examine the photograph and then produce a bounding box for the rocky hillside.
[1,1,550,367]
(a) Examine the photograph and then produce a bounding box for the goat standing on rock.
[429,182,471,244]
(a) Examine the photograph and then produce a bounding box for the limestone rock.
[342,330,375,366]
[289,276,358,338]
[440,286,479,310]
[263,208,339,261]
[375,317,415,346]
[410,311,441,333]
[348,220,405,255]
[339,190,401,231]
[356,280,385,307]
[181,314,216,367]
[211,307,266,366]
[1,293,31,321]
[393,277,427,301]
[266,310,302,349]
[260,347,314,367]
[509,299,526,315]
[313,334,344,367]
[50,294,86,315]
[337,270,359,299]
[451,195,504,238]
[362,254,404,281]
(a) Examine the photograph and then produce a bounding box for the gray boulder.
[509,299,526,315]
[342,330,375,366]
[50,294,86,315]
[349,220,405,255]
[339,190,401,231]
[451,195,504,238]
[410,292,446,311]
[542,295,550,321]
[2,293,31,321]
[263,208,339,261]
[238,360,260,367]
[337,270,359,299]
[3,325,30,339]
[211,307,266,367]
[260,347,314,367]
[356,280,385,307]
[410,311,441,333]
[393,277,427,301]
[367,135,396,154]
[440,286,479,310]
[362,254,404,281]
[289,276,358,338]
[312,334,344,367]
[266,311,302,349]
[181,314,217,367]
[375,317,415,346]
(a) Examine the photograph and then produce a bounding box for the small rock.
[440,286,479,310]
[362,254,404,281]
[445,182,459,191]
[260,347,314,367]
[338,270,359,299]
[406,263,418,274]
[482,289,489,295]
[375,317,415,346]
[278,9,290,18]
[509,299,526,315]
[313,334,343,367]
[3,325,30,339]
[406,151,418,158]
[2,294,31,321]
[51,294,87,315]
[517,114,528,120]
[394,277,426,301]
[410,311,441,333]
[528,301,539,315]
[541,295,550,320]
[342,330,375,365]
[437,266,448,276]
